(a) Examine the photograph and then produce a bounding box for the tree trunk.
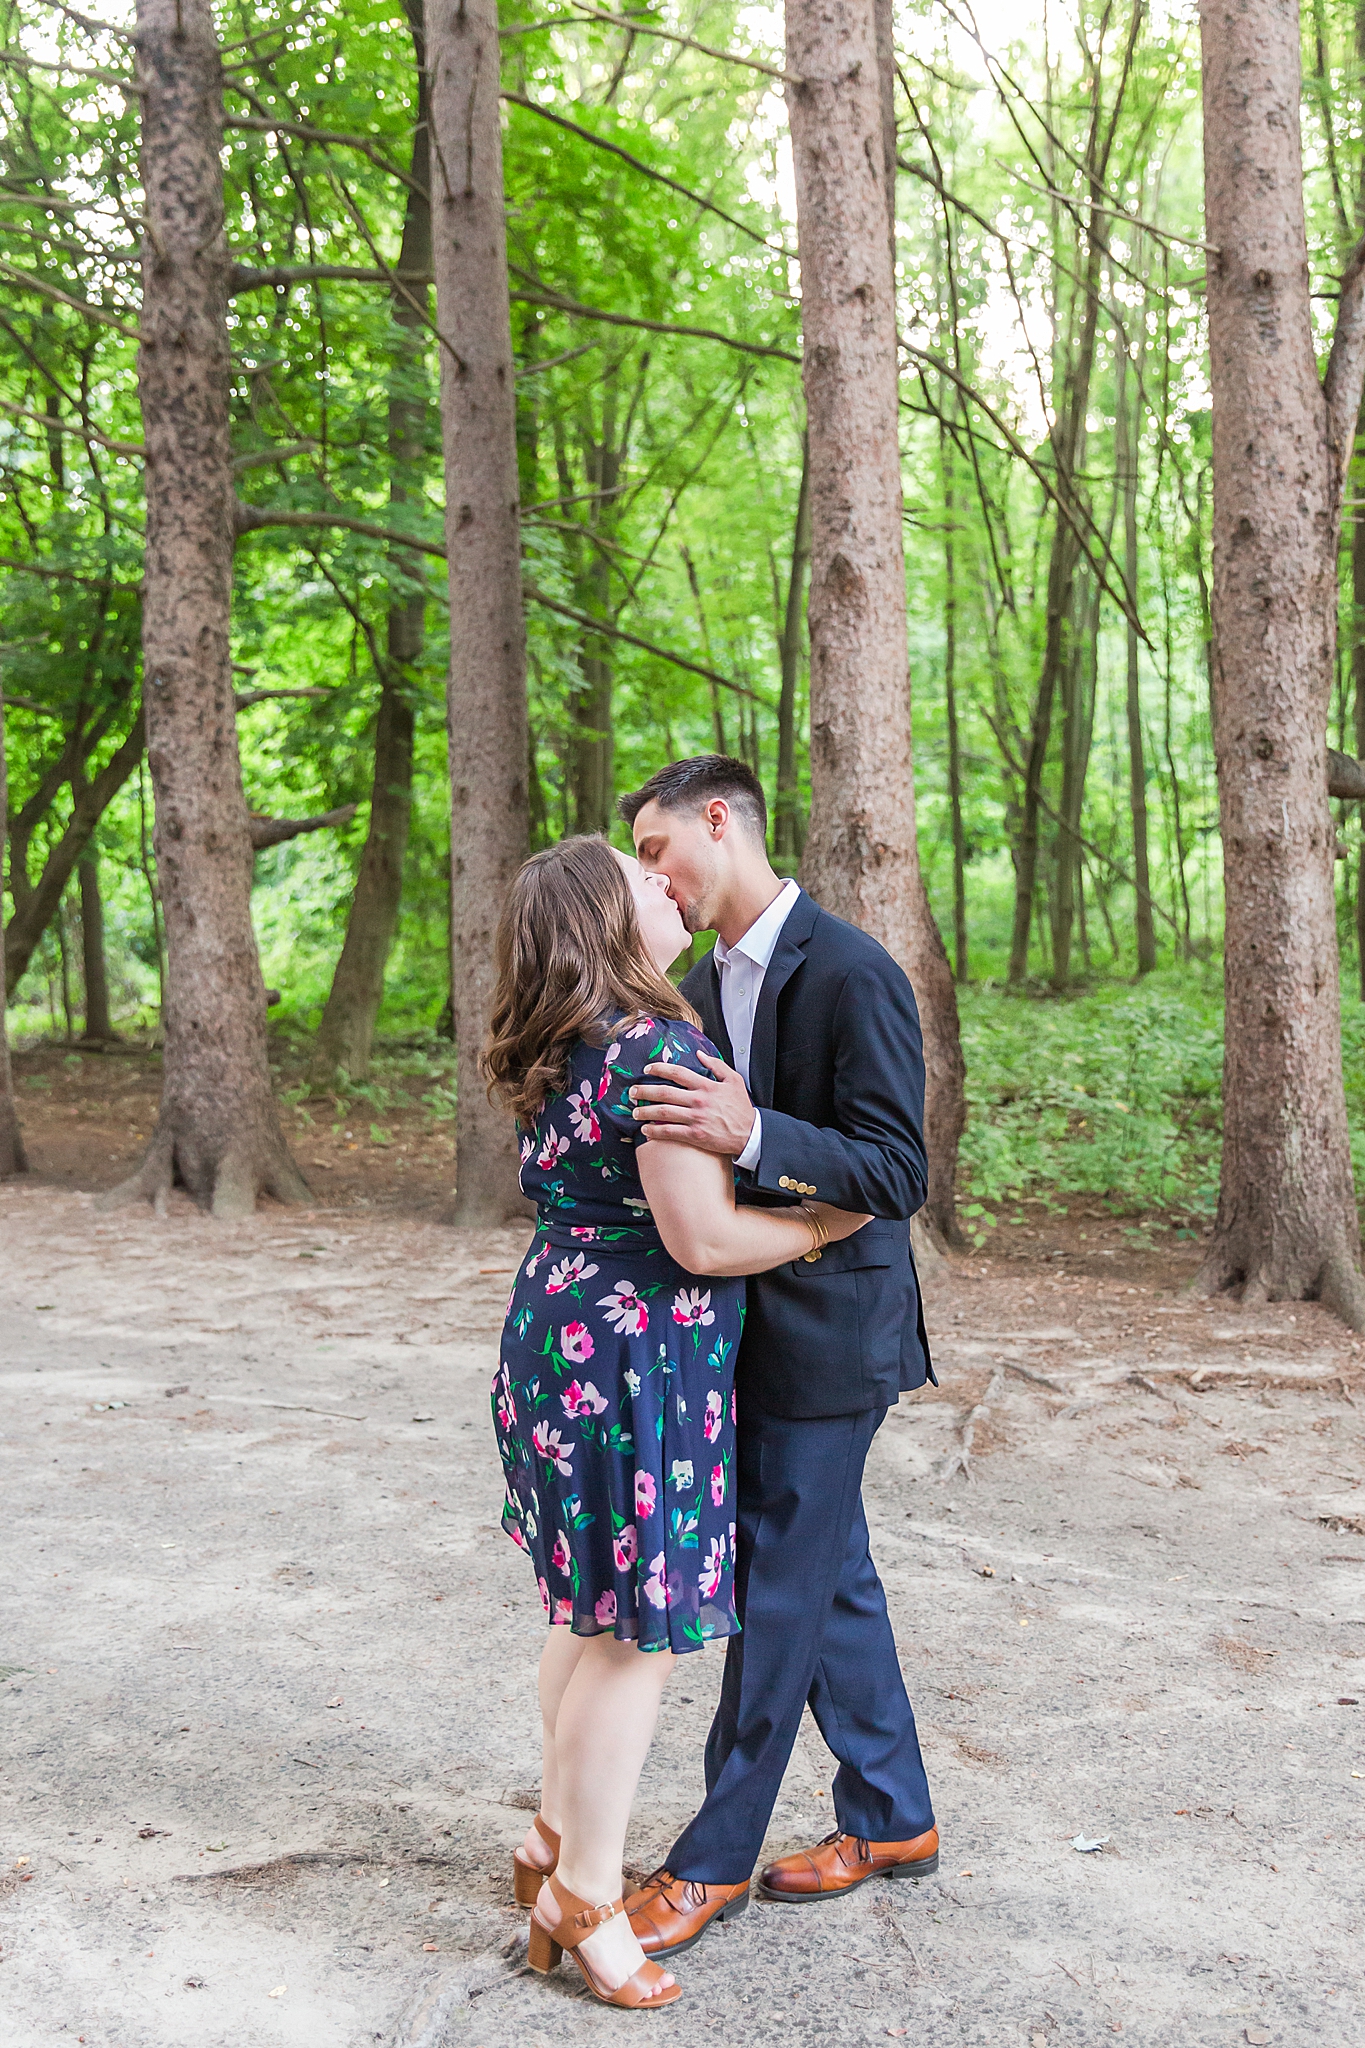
[120,0,308,1216]
[941,425,968,981]
[312,0,429,1085]
[775,430,811,864]
[1197,0,1365,1327]
[1050,575,1094,989]
[0,682,28,1178]
[788,0,964,1244]
[571,374,621,833]
[1354,471,1365,1000]
[78,848,113,1042]
[1116,332,1156,973]
[430,0,530,1223]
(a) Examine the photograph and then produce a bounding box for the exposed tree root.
[99,1125,311,1219]
[938,1366,1005,1482]
[1192,1233,1365,1335]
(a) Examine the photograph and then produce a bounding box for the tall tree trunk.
[789,0,965,1244]
[78,849,113,1042]
[119,0,307,1216]
[1116,331,1156,973]
[0,681,28,1177]
[312,0,430,1084]
[1197,0,1365,1327]
[1050,578,1090,988]
[571,373,621,833]
[430,0,530,1223]
[1356,495,1365,1000]
[941,424,968,981]
[774,430,811,864]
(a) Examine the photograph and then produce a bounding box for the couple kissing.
[483,753,937,2010]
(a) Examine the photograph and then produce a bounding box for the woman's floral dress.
[493,1014,743,1654]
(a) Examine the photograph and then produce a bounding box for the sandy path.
[2,1180,1364,2048]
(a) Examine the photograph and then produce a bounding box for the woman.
[483,836,870,2011]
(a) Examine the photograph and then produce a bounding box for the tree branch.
[229,262,431,294]
[525,583,762,701]
[1328,746,1365,800]
[0,261,140,340]
[235,687,331,708]
[232,500,446,556]
[221,115,427,198]
[0,394,142,457]
[501,4,800,84]
[249,804,358,850]
[502,93,793,258]
[232,439,317,473]
[508,273,800,363]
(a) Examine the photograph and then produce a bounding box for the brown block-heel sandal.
[512,1815,560,1907]
[526,1873,682,2009]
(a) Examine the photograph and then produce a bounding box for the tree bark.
[788,0,965,1244]
[312,0,429,1085]
[78,848,114,1042]
[1116,332,1156,973]
[429,0,530,1223]
[4,711,145,998]
[1197,0,1365,1327]
[0,681,28,1178]
[119,0,308,1217]
[774,430,811,865]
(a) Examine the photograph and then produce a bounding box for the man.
[616,754,938,1959]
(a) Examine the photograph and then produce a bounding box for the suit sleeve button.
[778,1176,791,1189]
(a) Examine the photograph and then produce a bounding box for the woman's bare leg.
[532,1633,676,1992]
[519,1626,585,1872]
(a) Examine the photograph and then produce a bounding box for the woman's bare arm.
[637,1140,870,1277]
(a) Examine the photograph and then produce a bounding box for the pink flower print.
[730,1387,738,1423]
[634,1470,657,1519]
[560,1375,606,1417]
[546,1253,599,1296]
[595,1589,617,1627]
[560,1324,596,1367]
[571,1225,599,1241]
[535,1124,570,1171]
[597,1280,649,1337]
[710,1462,725,1507]
[525,1239,551,1279]
[671,1287,715,1329]
[622,1016,656,1039]
[551,1530,571,1576]
[507,1518,529,1554]
[597,1047,620,1100]
[567,1077,602,1145]
[520,1132,533,1164]
[698,1536,726,1601]
[531,1422,575,1476]
[703,1389,724,1442]
[643,1551,668,1609]
[538,1576,551,1615]
[613,1523,638,1571]
[553,1597,573,1625]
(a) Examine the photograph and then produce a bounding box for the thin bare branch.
[0,395,142,456]
[501,5,800,85]
[525,582,763,701]
[232,501,446,556]
[509,274,800,362]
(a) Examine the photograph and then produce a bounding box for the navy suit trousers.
[666,1402,934,1885]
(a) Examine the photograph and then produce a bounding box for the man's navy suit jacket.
[679,888,934,1420]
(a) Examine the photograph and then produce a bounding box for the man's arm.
[631,957,928,1221]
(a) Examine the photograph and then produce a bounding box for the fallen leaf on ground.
[268,1985,286,1998]
[1071,1835,1110,1853]
[326,1696,343,1708]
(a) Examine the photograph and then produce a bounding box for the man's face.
[631,798,726,935]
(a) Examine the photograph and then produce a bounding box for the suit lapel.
[747,891,818,1107]
[697,947,734,1065]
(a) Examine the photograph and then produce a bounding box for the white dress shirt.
[713,877,802,1172]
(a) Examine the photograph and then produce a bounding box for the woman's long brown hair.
[481,835,698,1125]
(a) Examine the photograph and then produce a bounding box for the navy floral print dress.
[493,1014,743,1654]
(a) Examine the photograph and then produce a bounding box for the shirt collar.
[713,877,801,970]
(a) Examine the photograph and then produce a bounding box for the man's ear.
[705,798,731,838]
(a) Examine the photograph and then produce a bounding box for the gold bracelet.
[799,1202,829,1260]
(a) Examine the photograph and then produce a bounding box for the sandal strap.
[545,1872,623,1947]
[532,1813,561,1853]
[617,1959,677,2007]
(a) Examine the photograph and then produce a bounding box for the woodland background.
[2,0,1365,1249]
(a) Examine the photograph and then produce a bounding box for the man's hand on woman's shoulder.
[630,1050,757,1157]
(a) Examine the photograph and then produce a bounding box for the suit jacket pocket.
[786,1220,900,1275]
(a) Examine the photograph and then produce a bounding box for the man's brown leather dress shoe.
[624,1869,750,1958]
[758,1827,939,1902]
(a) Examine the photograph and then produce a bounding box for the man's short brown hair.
[618,754,767,842]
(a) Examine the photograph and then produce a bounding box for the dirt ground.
[3,1075,1365,2048]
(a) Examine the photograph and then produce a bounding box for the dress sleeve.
[596,1014,720,1140]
